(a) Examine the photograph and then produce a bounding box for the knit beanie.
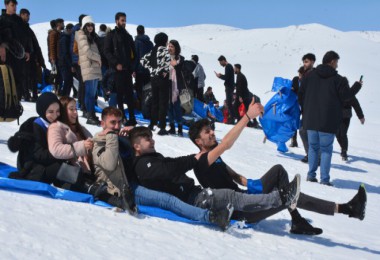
[36,92,60,121]
[81,16,95,29]
[154,32,168,47]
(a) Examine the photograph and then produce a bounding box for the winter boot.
[86,112,100,125]
[289,134,298,147]
[290,217,323,235]
[120,184,138,215]
[209,203,234,231]
[340,184,367,220]
[279,174,300,210]
[178,124,183,137]
[168,123,176,135]
[86,181,108,199]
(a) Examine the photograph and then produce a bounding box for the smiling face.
[66,100,78,125]
[45,102,60,123]
[168,42,175,55]
[195,125,218,152]
[101,114,122,133]
[134,135,156,155]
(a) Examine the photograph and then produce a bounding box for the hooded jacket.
[298,64,361,133]
[135,34,153,73]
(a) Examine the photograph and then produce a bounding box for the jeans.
[133,185,209,222]
[168,99,183,124]
[307,130,335,183]
[84,79,98,114]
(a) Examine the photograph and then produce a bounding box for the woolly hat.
[154,32,168,47]
[36,92,60,122]
[81,15,95,29]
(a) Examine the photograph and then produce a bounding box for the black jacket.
[135,34,153,73]
[220,63,234,89]
[133,152,198,202]
[235,72,249,99]
[173,55,186,91]
[298,64,362,133]
[58,32,71,68]
[0,13,31,52]
[104,26,136,72]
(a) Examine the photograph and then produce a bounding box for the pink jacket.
[48,121,93,173]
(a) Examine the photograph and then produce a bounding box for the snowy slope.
[0,23,379,259]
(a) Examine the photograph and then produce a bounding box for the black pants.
[59,64,74,97]
[7,55,29,100]
[135,72,150,108]
[225,87,235,120]
[299,122,309,155]
[336,117,351,153]
[194,87,204,102]
[115,70,135,121]
[150,76,170,129]
[72,63,84,109]
[232,164,336,223]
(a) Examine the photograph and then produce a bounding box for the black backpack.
[0,64,23,123]
[8,116,37,171]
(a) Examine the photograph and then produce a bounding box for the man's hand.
[170,59,177,67]
[84,138,94,151]
[246,98,264,119]
[99,128,116,136]
[116,64,123,71]
[132,72,136,78]
[214,71,221,78]
[119,126,134,136]
[360,117,365,125]
[0,45,6,62]
[25,52,30,62]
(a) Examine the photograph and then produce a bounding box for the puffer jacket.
[75,30,102,82]
[92,132,129,196]
[48,121,93,173]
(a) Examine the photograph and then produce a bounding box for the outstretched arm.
[226,165,247,186]
[207,98,264,165]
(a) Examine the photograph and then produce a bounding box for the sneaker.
[178,124,183,137]
[290,217,323,235]
[347,184,367,220]
[279,174,300,210]
[87,181,108,199]
[209,203,234,231]
[301,155,308,163]
[307,177,318,183]
[341,151,348,161]
[168,123,176,135]
[157,129,169,136]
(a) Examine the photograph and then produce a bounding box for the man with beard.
[104,12,137,126]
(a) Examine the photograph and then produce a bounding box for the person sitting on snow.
[188,99,367,235]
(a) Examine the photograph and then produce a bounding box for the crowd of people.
[2,0,367,235]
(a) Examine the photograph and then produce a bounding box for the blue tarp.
[259,77,300,152]
[0,162,253,228]
[193,98,223,122]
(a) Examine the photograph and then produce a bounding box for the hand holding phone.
[360,75,363,82]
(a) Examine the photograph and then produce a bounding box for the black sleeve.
[104,32,117,69]
[129,35,137,72]
[135,154,197,183]
[32,123,59,165]
[351,97,364,119]
[291,76,299,94]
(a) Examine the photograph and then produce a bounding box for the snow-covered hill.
[0,23,379,259]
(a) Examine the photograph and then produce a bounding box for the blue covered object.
[0,162,253,228]
[259,77,300,152]
[193,98,223,122]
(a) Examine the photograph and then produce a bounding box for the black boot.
[86,181,108,199]
[168,123,176,135]
[290,217,323,235]
[86,112,100,125]
[289,134,298,147]
[341,150,348,161]
[301,155,308,163]
[157,128,168,136]
[178,124,183,137]
[339,184,367,220]
[209,203,234,231]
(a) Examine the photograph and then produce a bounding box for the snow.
[1,22,380,259]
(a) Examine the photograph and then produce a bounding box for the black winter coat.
[298,64,362,133]
[58,32,71,68]
[133,152,198,202]
[135,34,153,73]
[220,63,234,89]
[104,26,136,72]
[235,72,249,99]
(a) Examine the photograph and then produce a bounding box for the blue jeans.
[307,130,335,183]
[168,99,183,124]
[84,79,98,114]
[133,185,209,222]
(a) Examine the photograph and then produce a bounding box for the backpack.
[7,116,37,171]
[0,64,23,123]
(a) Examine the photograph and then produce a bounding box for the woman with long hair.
[167,40,185,136]
[75,15,102,125]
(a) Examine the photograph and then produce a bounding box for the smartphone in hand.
[360,75,364,81]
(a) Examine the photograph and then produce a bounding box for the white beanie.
[81,16,95,29]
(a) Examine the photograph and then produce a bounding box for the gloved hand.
[247,179,263,194]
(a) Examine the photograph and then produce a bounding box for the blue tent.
[259,77,300,152]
